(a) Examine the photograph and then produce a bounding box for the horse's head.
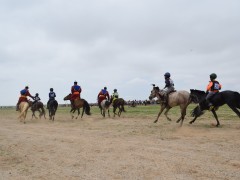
[63,94,71,101]
[190,89,206,103]
[149,86,160,100]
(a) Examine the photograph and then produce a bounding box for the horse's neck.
[156,91,164,100]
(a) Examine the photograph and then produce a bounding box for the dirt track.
[1,108,240,180]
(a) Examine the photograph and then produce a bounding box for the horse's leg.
[227,105,240,117]
[154,105,166,123]
[163,107,172,121]
[189,116,198,124]
[211,110,220,127]
[118,107,122,117]
[108,109,110,117]
[179,107,187,127]
[81,108,85,118]
[32,111,37,119]
[113,107,116,117]
[76,108,80,119]
[70,108,75,119]
[103,109,105,117]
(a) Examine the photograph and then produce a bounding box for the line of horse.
[18,93,126,123]
[18,99,58,123]
[18,87,240,127]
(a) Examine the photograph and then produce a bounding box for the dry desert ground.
[0,105,240,180]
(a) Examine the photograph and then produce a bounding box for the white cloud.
[0,0,240,105]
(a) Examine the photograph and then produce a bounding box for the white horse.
[100,99,112,117]
[18,101,30,123]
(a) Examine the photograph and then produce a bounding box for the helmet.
[114,89,117,92]
[164,72,171,78]
[36,93,39,96]
[210,73,217,80]
[74,81,77,84]
[50,88,53,91]
[104,87,107,90]
[25,86,29,89]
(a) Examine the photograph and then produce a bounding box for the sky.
[0,0,240,106]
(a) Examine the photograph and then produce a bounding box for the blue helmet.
[164,72,171,78]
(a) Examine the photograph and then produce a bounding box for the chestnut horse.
[64,94,91,119]
[149,85,197,126]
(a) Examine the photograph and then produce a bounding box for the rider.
[111,89,119,103]
[162,72,175,104]
[47,88,56,109]
[97,87,110,108]
[31,93,41,110]
[206,73,222,110]
[16,86,34,111]
[71,81,82,108]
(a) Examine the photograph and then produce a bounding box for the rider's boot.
[206,100,214,111]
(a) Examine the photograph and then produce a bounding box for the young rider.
[162,72,175,104]
[47,88,56,109]
[206,73,222,110]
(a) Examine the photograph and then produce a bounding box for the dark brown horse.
[111,98,126,117]
[190,89,240,126]
[63,94,91,119]
[29,101,46,119]
[149,85,197,126]
[48,99,58,121]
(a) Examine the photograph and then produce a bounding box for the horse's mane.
[190,89,205,95]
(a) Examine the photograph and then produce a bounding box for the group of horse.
[18,99,58,123]
[18,94,126,123]
[149,85,240,127]
[18,87,240,126]
[63,94,126,119]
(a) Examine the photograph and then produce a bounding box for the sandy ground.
[0,108,240,180]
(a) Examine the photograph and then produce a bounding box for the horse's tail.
[121,100,126,112]
[83,100,91,115]
[41,106,46,118]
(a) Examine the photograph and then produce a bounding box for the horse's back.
[20,102,29,111]
[169,90,190,105]
[74,98,85,107]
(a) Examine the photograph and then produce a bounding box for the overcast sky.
[0,0,240,106]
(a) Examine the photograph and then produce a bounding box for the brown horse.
[64,94,91,119]
[111,98,126,117]
[29,101,46,119]
[18,101,30,123]
[149,85,197,126]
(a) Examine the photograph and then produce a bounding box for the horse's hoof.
[153,120,157,123]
